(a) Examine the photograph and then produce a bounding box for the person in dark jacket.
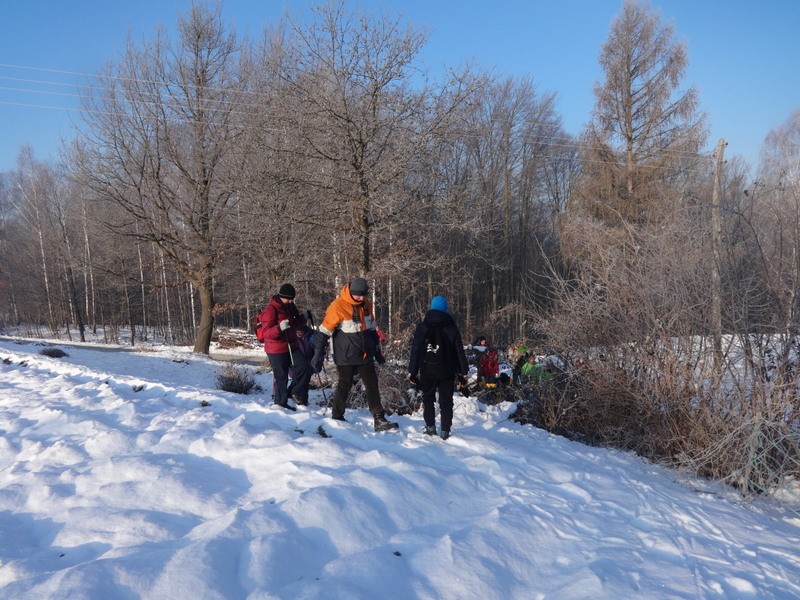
[256,283,311,411]
[310,277,398,432]
[408,295,469,440]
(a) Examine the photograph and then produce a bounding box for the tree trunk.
[360,203,371,276]
[125,280,136,347]
[193,277,214,354]
[81,202,97,333]
[137,240,148,341]
[710,139,726,371]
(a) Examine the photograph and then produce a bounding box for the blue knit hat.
[431,295,448,312]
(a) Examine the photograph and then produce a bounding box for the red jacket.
[257,295,307,355]
[477,347,499,379]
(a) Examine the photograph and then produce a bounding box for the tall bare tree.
[0,173,21,326]
[72,4,252,353]
[12,148,60,333]
[459,77,567,321]
[559,0,709,336]
[760,108,800,192]
[267,1,478,282]
[750,108,800,337]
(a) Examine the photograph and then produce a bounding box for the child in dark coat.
[408,296,469,440]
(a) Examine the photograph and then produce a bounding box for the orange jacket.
[319,283,380,366]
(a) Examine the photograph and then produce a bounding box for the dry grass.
[523,203,800,497]
[215,363,256,395]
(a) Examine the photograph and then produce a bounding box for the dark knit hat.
[278,283,296,299]
[349,277,368,295]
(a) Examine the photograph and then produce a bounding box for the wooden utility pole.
[711,138,726,371]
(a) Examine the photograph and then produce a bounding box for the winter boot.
[374,413,399,432]
[440,430,450,440]
[423,425,437,436]
[275,402,296,412]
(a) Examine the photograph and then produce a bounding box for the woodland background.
[2,1,800,493]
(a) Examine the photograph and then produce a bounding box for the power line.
[0,62,271,99]
[0,63,719,170]
[0,97,717,173]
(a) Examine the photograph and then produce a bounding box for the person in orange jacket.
[310,277,398,432]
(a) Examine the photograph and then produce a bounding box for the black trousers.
[268,348,310,405]
[332,362,383,419]
[420,377,455,432]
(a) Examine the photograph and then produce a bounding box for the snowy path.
[1,339,800,598]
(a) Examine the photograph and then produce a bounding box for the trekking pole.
[282,317,294,367]
[306,309,329,406]
[286,333,295,367]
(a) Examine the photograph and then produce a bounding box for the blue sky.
[1,0,798,174]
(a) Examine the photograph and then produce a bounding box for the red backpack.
[254,307,269,343]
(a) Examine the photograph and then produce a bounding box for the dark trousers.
[268,348,310,405]
[420,377,455,432]
[333,362,383,419]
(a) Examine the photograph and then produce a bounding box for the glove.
[279,319,290,331]
[310,348,324,374]
[457,375,470,397]
[409,374,420,388]
[313,332,330,352]
[375,348,386,365]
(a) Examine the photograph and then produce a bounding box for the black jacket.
[409,309,469,378]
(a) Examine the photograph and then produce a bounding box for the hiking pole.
[283,319,294,366]
[306,309,329,407]
[282,319,294,367]
[281,323,295,405]
[287,334,295,367]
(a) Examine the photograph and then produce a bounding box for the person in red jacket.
[310,277,398,432]
[256,283,311,411]
[474,335,499,385]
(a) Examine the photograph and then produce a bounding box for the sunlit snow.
[2,335,800,599]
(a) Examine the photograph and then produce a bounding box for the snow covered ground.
[2,335,800,599]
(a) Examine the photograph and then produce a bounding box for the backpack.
[296,329,315,359]
[421,325,450,380]
[254,306,270,343]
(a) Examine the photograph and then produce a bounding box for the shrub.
[317,363,420,416]
[40,347,68,358]
[215,363,255,394]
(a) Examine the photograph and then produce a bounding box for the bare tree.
[0,173,21,326]
[411,75,575,343]
[760,108,800,185]
[748,108,800,339]
[528,0,730,481]
[53,172,87,342]
[573,0,706,225]
[72,4,252,353]
[12,148,60,333]
[267,1,478,282]
[558,0,710,340]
